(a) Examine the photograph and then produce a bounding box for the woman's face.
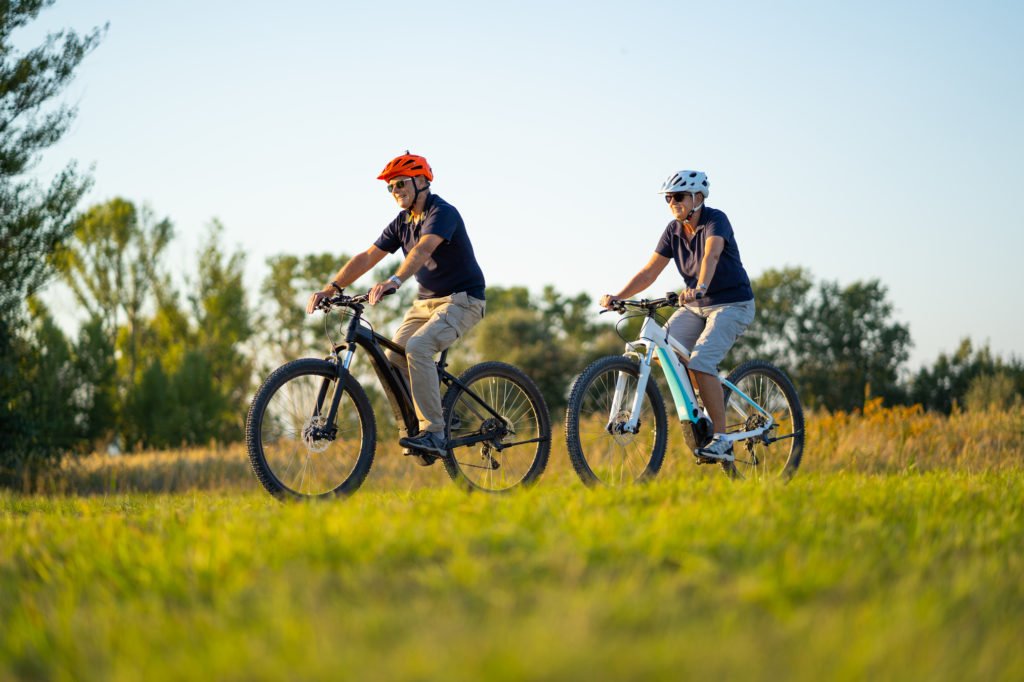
[665,191,697,222]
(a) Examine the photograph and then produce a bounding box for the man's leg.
[385,300,435,448]
[405,293,486,435]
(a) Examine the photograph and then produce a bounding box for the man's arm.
[306,245,389,314]
[368,234,444,304]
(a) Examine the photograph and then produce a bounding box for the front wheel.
[246,358,376,501]
[564,355,668,487]
[721,360,804,480]
[440,361,551,492]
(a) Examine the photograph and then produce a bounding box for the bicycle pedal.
[402,448,439,467]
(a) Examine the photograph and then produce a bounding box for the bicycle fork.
[308,346,357,443]
[607,345,656,435]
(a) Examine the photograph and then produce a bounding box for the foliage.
[119,222,254,450]
[909,338,1024,413]
[964,372,1021,412]
[730,266,813,367]
[470,286,620,411]
[55,198,173,382]
[0,1,103,484]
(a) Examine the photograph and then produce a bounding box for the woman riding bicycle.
[600,170,755,461]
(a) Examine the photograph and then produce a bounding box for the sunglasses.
[664,192,693,204]
[387,179,411,193]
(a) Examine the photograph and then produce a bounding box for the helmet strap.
[685,200,704,223]
[410,181,430,218]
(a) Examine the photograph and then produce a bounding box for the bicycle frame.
[615,311,776,447]
[315,300,524,451]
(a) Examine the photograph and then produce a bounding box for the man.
[600,170,755,461]
[306,152,486,462]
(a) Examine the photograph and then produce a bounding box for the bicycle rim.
[724,366,802,480]
[445,367,547,492]
[256,368,370,497]
[568,358,666,486]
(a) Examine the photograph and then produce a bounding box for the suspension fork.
[317,345,357,437]
[607,344,654,432]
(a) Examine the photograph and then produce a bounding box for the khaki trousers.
[385,292,486,434]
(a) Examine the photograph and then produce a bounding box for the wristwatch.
[388,275,402,288]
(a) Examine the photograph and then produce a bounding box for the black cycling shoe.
[399,431,448,456]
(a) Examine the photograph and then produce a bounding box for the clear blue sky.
[18,1,1024,368]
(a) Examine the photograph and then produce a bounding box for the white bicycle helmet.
[659,170,709,197]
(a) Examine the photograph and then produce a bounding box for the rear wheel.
[565,355,668,487]
[246,358,375,500]
[440,361,551,492]
[721,360,804,480]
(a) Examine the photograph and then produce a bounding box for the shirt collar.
[672,203,710,238]
[403,192,435,226]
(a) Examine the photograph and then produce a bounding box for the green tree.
[909,339,1024,413]
[729,266,813,368]
[0,1,104,484]
[56,198,173,383]
[470,286,621,411]
[793,279,911,411]
[188,222,253,441]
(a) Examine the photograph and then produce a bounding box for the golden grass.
[44,404,1023,495]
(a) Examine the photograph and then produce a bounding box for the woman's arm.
[600,253,670,308]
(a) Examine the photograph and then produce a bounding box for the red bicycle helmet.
[377,152,433,182]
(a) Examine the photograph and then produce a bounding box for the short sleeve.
[654,222,676,258]
[421,204,458,242]
[373,216,403,253]
[704,211,734,242]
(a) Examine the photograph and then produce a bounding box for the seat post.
[437,349,449,369]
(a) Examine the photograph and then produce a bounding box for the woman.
[600,170,755,460]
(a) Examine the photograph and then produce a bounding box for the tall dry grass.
[43,403,1023,495]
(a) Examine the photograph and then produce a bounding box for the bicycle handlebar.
[602,291,680,315]
[315,288,395,313]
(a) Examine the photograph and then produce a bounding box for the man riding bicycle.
[306,152,486,462]
[600,170,755,461]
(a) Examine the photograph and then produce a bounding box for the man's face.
[665,191,700,221]
[387,175,421,210]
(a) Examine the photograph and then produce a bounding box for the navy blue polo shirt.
[654,205,753,306]
[374,194,486,300]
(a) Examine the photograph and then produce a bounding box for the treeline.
[2,4,1022,486]
[10,196,1024,465]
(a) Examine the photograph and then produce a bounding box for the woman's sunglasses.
[664,192,692,204]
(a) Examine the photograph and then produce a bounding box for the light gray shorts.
[665,299,755,375]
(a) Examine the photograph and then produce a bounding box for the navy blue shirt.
[655,205,753,306]
[374,194,486,300]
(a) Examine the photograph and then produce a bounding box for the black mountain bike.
[245,292,551,500]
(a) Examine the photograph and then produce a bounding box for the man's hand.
[599,294,621,310]
[306,289,333,314]
[369,280,398,305]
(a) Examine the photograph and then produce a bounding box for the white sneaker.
[695,436,735,462]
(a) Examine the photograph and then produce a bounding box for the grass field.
[2,406,1023,680]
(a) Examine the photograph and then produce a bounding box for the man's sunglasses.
[387,179,411,193]
[664,192,693,204]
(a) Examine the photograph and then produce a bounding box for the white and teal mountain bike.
[565,294,804,485]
